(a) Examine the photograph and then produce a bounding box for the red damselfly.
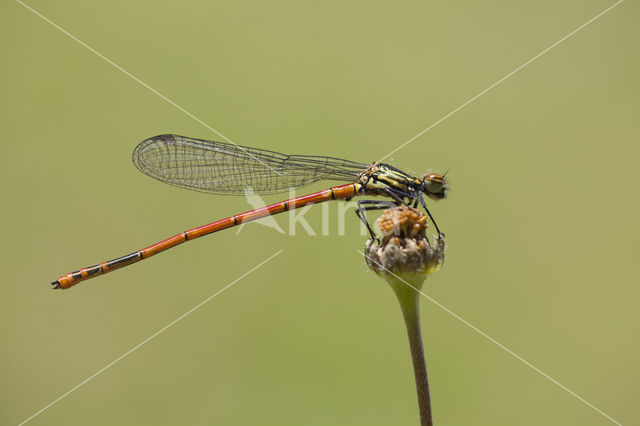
[52,134,448,289]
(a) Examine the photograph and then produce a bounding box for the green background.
[1,1,638,425]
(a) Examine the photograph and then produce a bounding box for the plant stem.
[391,276,433,426]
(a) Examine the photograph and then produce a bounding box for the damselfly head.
[422,172,447,200]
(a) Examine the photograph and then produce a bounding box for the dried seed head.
[364,206,445,279]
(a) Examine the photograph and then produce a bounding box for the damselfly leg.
[356,200,399,240]
[417,192,442,235]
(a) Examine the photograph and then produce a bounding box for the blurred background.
[1,0,638,425]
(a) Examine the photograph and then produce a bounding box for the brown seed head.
[377,205,429,242]
[365,206,445,277]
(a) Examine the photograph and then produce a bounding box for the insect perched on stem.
[52,134,448,289]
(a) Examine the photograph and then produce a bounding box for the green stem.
[391,276,433,426]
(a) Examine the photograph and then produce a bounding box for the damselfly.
[52,134,448,289]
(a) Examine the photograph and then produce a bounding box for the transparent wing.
[132,134,367,195]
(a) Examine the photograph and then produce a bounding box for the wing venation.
[132,134,367,195]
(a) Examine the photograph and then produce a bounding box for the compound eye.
[424,173,445,194]
[425,179,443,194]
